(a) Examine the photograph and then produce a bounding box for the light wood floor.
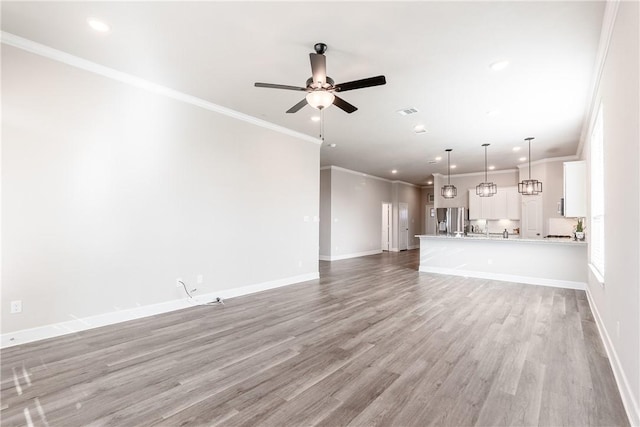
[1,250,629,426]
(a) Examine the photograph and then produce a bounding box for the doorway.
[381,202,391,251]
[399,203,409,251]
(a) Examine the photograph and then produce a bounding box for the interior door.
[381,203,391,251]
[522,195,543,238]
[399,203,409,250]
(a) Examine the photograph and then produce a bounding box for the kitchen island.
[416,235,587,289]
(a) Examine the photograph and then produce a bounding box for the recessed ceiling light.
[490,60,509,71]
[427,181,433,185]
[413,125,428,134]
[450,165,457,169]
[329,143,337,148]
[435,156,442,161]
[488,165,496,170]
[519,157,527,162]
[87,18,110,33]
[311,116,321,122]
[513,146,521,152]
[391,169,398,174]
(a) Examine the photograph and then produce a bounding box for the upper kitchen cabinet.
[563,161,586,217]
[506,188,521,220]
[469,186,520,220]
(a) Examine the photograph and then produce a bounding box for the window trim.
[589,102,605,279]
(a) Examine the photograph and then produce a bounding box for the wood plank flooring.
[1,250,629,426]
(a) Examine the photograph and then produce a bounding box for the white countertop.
[416,234,587,246]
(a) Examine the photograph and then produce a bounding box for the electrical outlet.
[197,275,203,284]
[10,300,22,314]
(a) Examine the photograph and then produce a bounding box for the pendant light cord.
[484,146,488,182]
[320,109,325,142]
[447,151,451,185]
[528,138,532,179]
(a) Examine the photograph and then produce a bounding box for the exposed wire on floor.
[178,280,224,306]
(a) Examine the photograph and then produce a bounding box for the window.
[590,104,605,280]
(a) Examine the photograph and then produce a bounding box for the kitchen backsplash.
[469,219,521,234]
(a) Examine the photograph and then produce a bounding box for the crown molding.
[321,165,421,188]
[391,180,420,188]
[516,155,579,169]
[433,168,517,179]
[1,31,321,146]
[322,165,392,183]
[576,0,620,158]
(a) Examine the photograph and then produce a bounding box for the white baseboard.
[585,287,639,427]
[319,249,382,261]
[419,266,586,290]
[0,272,319,349]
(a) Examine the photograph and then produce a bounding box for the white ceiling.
[1,1,605,185]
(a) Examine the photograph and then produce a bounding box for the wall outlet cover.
[10,300,22,314]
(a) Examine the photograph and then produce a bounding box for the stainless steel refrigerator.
[436,207,467,236]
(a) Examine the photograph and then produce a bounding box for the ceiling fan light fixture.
[306,90,335,110]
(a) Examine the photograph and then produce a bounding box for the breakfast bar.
[416,235,588,289]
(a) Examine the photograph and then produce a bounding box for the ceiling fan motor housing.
[306,76,334,90]
[314,43,328,54]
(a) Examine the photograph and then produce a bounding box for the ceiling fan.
[254,43,386,114]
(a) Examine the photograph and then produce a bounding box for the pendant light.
[441,149,457,199]
[476,143,497,197]
[518,137,543,195]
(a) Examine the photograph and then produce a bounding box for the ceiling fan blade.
[286,98,308,114]
[255,82,307,91]
[335,75,386,92]
[333,95,358,114]
[309,53,327,86]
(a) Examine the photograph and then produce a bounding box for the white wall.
[2,46,320,336]
[391,182,421,250]
[321,167,392,260]
[582,2,639,424]
[319,168,332,257]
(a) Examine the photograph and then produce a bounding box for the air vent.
[397,107,419,116]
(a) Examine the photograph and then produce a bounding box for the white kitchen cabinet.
[506,187,521,220]
[469,187,520,220]
[564,161,586,218]
[469,190,481,219]
[491,190,507,219]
